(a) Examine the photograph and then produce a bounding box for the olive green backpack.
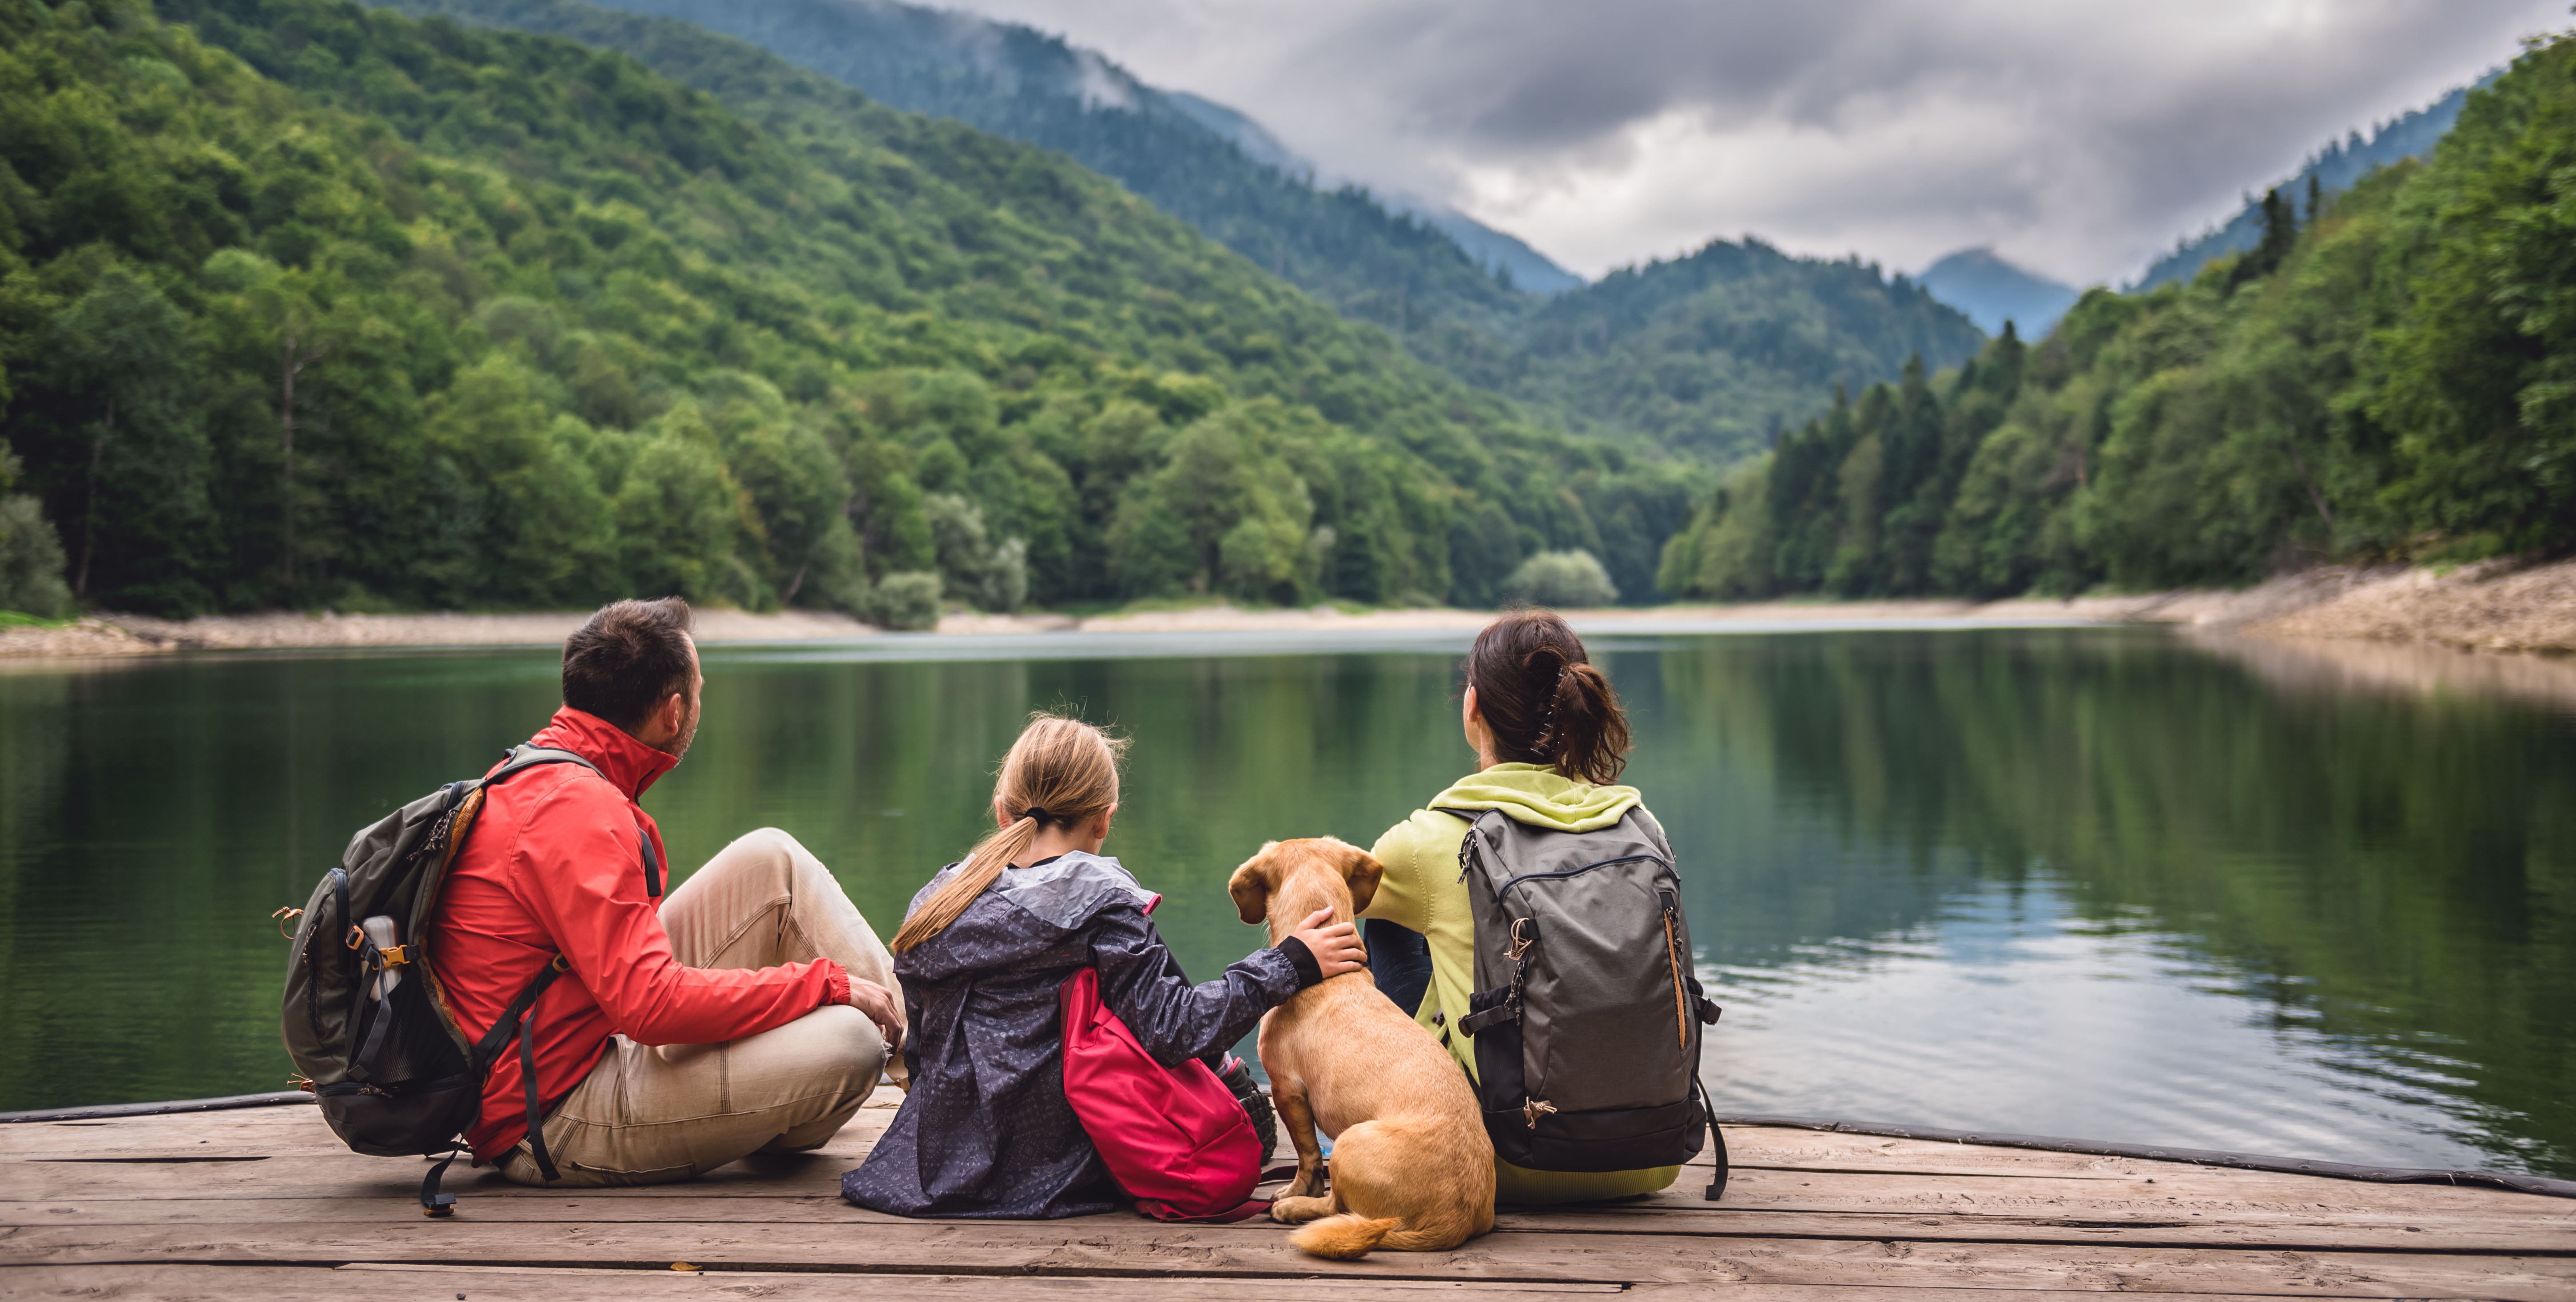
[279,746,660,1214]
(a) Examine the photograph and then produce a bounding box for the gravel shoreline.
[7,557,2572,661]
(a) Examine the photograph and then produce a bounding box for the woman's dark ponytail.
[1467,610,1630,785]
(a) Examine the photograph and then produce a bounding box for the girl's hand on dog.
[847,976,906,1053]
[1290,908,1369,979]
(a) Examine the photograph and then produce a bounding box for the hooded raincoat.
[1363,762,1682,1204]
[842,852,1310,1219]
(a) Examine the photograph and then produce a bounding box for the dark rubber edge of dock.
[0,1090,314,1123]
[1717,1112,2576,1199]
[6,1093,2566,1199]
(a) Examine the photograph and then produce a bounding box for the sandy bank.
[6,556,2572,660]
[2242,558,2576,653]
[0,607,875,659]
[0,598,2150,659]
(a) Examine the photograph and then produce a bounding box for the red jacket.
[429,707,850,1159]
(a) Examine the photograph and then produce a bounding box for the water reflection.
[0,627,2565,1179]
[1630,628,2574,1175]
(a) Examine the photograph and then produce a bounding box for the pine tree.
[2232,187,2300,288]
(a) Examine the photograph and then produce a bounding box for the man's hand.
[847,977,905,1054]
[1288,907,1368,980]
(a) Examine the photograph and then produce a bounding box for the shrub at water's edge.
[0,0,1696,617]
[851,571,940,631]
[0,442,72,619]
[1500,550,1619,609]
[1660,29,2576,600]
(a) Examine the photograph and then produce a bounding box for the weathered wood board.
[4,1101,2568,1301]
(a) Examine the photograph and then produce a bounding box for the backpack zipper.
[1494,853,1669,905]
[1661,888,1688,1049]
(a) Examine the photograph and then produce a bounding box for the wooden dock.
[4,1098,2571,1300]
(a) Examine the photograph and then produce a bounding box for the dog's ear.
[1227,843,1280,926]
[1334,840,1386,917]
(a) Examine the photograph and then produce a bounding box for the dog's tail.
[1288,1214,1403,1259]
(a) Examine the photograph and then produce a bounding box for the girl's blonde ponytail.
[890,714,1128,953]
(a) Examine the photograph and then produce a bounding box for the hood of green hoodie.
[1428,763,1640,832]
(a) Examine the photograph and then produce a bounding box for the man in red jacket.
[429,597,906,1186]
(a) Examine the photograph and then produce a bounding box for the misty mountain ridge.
[1157,87,1584,296]
[1916,248,2080,336]
[391,0,1982,475]
[558,0,1585,300]
[2132,73,2497,291]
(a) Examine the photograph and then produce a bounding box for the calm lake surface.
[2,625,2569,1178]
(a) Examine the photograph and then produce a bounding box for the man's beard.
[661,705,700,759]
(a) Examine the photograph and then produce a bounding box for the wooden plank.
[12,1148,2560,1232]
[0,1263,2364,1302]
[0,1102,898,1156]
[0,1150,865,1200]
[1713,1128,2540,1187]
[3,1221,2568,1298]
[16,1110,2556,1216]
[4,1195,2564,1255]
[1600,1171,2576,1227]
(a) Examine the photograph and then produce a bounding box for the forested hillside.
[1470,240,1988,466]
[1658,32,2576,600]
[370,0,1985,476]
[0,0,1693,617]
[392,0,1543,345]
[2133,78,2484,292]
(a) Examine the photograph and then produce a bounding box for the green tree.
[419,356,618,606]
[2230,187,2301,288]
[0,441,71,616]
[36,266,211,609]
[615,401,756,604]
[1500,548,1618,607]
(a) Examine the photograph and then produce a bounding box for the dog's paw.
[1269,1194,1334,1224]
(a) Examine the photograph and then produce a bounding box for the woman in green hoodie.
[1360,608,1678,1205]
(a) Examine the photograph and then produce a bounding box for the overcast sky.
[934,0,2566,286]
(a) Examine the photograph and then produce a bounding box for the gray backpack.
[279,746,660,1215]
[1447,805,1727,1199]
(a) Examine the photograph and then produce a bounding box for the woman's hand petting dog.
[1287,908,1368,979]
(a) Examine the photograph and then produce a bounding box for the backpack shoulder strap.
[489,745,601,784]
[483,745,661,896]
[1429,806,1507,886]
[1624,803,1674,861]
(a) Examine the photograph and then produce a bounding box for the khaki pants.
[498,828,898,1187]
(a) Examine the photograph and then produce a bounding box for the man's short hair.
[562,598,696,730]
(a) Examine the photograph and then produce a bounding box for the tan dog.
[1229,838,1494,1259]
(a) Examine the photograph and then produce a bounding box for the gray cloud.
[939,0,2568,284]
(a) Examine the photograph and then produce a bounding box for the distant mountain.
[454,0,1581,336]
[1918,248,2080,336]
[2132,75,2496,291]
[1417,208,1586,296]
[1160,88,1306,172]
[1477,240,1990,466]
[1157,86,1582,294]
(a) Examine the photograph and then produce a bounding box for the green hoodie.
[1363,763,1677,1204]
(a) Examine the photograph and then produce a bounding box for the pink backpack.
[1058,965,1264,1220]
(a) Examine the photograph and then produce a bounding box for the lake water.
[1,624,2568,1178]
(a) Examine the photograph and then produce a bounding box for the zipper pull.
[1455,829,1476,884]
[1660,888,1687,1049]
